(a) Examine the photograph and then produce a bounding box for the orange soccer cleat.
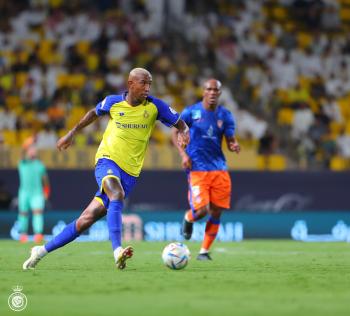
[19,234,28,243]
[34,234,44,243]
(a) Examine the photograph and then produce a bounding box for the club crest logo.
[119,112,125,116]
[8,286,27,312]
[143,110,149,118]
[217,120,223,128]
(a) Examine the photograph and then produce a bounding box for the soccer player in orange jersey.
[172,79,240,260]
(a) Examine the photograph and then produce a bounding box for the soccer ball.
[162,242,191,270]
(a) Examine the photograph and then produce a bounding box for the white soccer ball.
[162,242,191,270]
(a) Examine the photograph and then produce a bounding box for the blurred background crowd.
[1,0,350,170]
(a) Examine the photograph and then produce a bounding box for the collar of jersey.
[122,91,148,107]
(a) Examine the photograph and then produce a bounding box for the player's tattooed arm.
[171,121,191,169]
[173,119,190,149]
[226,136,241,153]
[57,108,99,151]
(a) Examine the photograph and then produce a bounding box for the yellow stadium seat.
[338,96,350,120]
[74,133,88,147]
[284,22,296,32]
[276,89,289,102]
[18,129,34,145]
[56,73,69,88]
[76,41,90,56]
[345,121,350,135]
[15,72,28,89]
[87,54,99,71]
[49,0,63,8]
[70,106,85,116]
[66,107,85,129]
[93,131,103,144]
[329,122,344,137]
[69,74,86,89]
[257,154,287,171]
[268,154,287,170]
[2,130,18,146]
[257,155,268,170]
[298,76,311,89]
[58,129,69,138]
[93,78,105,91]
[330,156,349,171]
[5,95,21,109]
[340,8,350,21]
[272,7,287,20]
[297,33,312,48]
[266,34,277,47]
[0,74,14,91]
[23,39,36,50]
[277,108,294,125]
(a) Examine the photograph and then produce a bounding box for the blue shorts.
[94,158,138,209]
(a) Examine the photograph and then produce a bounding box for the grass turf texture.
[0,240,349,316]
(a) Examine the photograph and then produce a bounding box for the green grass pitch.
[0,240,349,316]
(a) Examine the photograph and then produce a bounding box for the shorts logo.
[107,169,113,174]
[192,185,202,204]
[192,186,200,197]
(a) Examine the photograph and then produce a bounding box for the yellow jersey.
[95,93,180,176]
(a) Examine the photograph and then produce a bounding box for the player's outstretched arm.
[57,108,99,151]
[173,119,190,149]
[171,120,191,169]
[226,136,241,154]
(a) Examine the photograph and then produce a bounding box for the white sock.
[36,246,48,258]
[199,248,209,254]
[113,247,123,262]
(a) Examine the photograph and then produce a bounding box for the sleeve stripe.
[171,115,181,127]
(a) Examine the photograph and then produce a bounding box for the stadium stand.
[1,0,350,170]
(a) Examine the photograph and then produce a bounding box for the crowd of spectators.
[1,0,350,169]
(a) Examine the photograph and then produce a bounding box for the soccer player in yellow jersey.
[23,68,189,270]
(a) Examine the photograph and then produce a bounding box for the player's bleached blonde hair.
[128,68,152,80]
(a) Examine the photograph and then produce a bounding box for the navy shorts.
[94,158,137,209]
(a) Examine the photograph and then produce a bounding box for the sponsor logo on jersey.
[202,125,217,139]
[116,122,148,129]
[191,110,201,120]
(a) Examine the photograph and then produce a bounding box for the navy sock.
[45,220,80,253]
[107,200,123,250]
